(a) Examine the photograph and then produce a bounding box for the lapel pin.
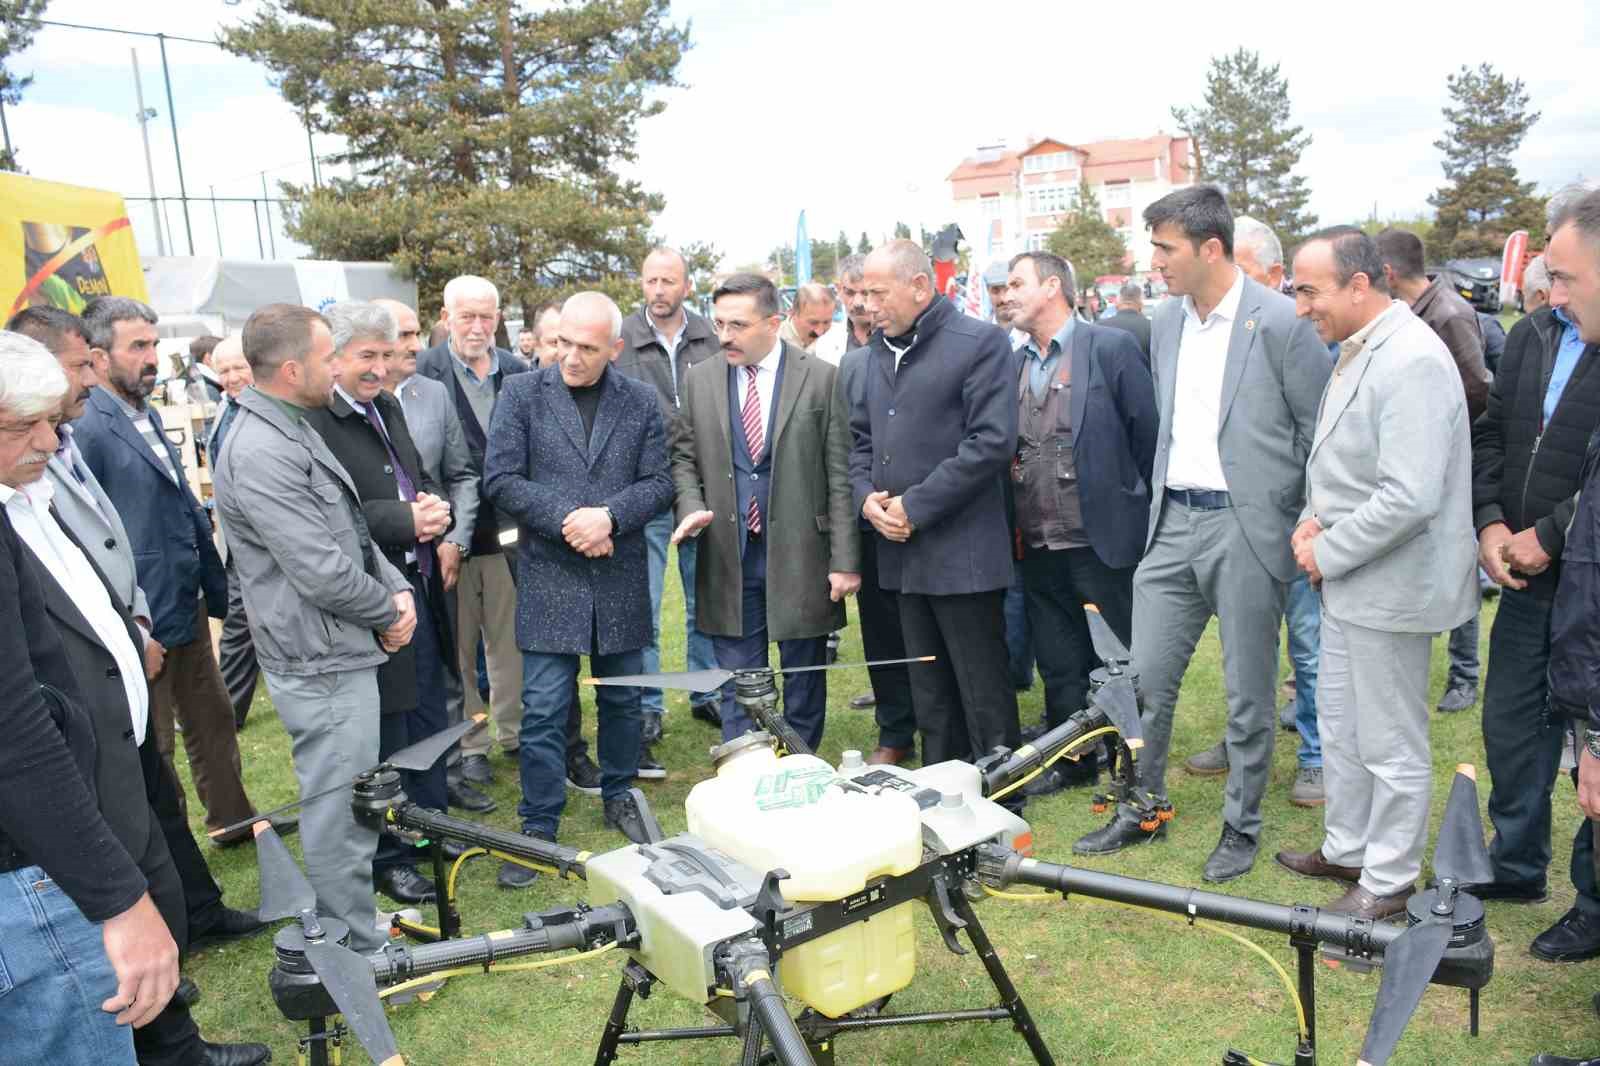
[1245,319,1256,331]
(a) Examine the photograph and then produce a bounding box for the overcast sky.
[8,0,1597,271]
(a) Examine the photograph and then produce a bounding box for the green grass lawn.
[177,565,1600,1065]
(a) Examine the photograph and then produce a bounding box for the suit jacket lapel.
[96,390,175,484]
[709,352,731,461]
[545,373,589,458]
[770,344,807,455]
[1069,326,1091,439]
[586,369,623,467]
[1217,293,1262,430]
[1156,316,1181,434]
[1308,347,1374,461]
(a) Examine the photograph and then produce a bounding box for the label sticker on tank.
[784,912,814,938]
[753,767,837,810]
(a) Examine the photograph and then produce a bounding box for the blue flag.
[795,210,811,285]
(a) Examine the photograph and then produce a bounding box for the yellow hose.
[376,942,620,1001]
[989,727,1117,801]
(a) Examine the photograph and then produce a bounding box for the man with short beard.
[72,297,262,845]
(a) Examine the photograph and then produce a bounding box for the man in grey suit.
[1276,228,1478,919]
[205,335,261,731]
[1075,187,1331,881]
[670,273,860,749]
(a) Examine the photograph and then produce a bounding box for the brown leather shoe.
[1324,882,1414,921]
[1275,847,1361,884]
[866,746,913,766]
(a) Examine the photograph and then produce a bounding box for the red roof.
[949,134,1192,185]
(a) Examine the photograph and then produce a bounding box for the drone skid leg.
[949,890,1056,1066]
[594,960,654,1066]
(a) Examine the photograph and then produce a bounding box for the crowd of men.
[6,178,1600,1066]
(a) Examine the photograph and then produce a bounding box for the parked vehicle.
[1434,257,1502,313]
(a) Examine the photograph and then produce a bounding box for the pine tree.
[1426,63,1545,260]
[1172,48,1317,244]
[893,221,912,240]
[222,0,699,315]
[1046,182,1129,290]
[0,0,49,172]
[834,230,851,261]
[857,231,871,254]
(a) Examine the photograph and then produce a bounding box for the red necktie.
[741,366,763,535]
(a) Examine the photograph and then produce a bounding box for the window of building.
[1024,150,1072,174]
[1027,233,1049,251]
[1102,181,1131,207]
[980,195,1002,218]
[1026,184,1070,216]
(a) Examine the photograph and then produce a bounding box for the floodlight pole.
[156,33,194,255]
[131,48,167,256]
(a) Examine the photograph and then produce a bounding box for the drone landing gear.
[295,1017,345,1066]
[591,905,1055,1066]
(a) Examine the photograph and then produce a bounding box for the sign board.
[0,173,148,318]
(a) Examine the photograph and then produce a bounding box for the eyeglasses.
[712,317,774,336]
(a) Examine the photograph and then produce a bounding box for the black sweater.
[1472,308,1600,600]
[0,507,145,921]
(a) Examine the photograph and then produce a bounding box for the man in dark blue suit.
[485,293,672,870]
[1002,252,1158,796]
[72,296,260,843]
[850,241,1022,774]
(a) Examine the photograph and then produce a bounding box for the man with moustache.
[72,297,261,845]
[377,298,496,814]
[485,292,672,855]
[1074,187,1329,881]
[531,304,562,367]
[850,240,1021,778]
[779,282,838,354]
[815,254,876,366]
[213,303,417,951]
[617,247,723,768]
[670,273,859,748]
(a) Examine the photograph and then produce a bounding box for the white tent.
[141,256,420,337]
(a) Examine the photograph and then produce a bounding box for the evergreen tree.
[834,229,851,261]
[1172,48,1317,244]
[857,231,871,254]
[1426,62,1545,260]
[1046,181,1129,289]
[0,0,49,172]
[893,221,912,240]
[222,0,699,315]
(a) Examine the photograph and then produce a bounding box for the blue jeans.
[517,645,644,839]
[0,867,136,1066]
[1004,559,1035,690]
[1286,574,1322,768]
[642,511,719,715]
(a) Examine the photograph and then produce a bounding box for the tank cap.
[839,749,864,770]
[709,731,777,772]
[939,791,963,810]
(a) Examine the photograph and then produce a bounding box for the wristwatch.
[1584,728,1600,760]
[603,506,618,535]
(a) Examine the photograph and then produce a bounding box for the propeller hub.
[272,917,353,973]
[351,769,404,827]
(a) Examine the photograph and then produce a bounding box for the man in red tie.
[669,273,860,749]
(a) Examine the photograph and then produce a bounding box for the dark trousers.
[858,534,914,750]
[128,762,205,1066]
[898,588,1019,765]
[140,732,225,942]
[1569,765,1600,917]
[712,535,828,751]
[1483,589,1594,904]
[219,558,259,729]
[374,574,450,873]
[517,638,642,839]
[1021,545,1135,728]
[1004,560,1035,690]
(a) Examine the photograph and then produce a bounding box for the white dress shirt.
[737,341,784,446]
[1,477,149,745]
[1165,267,1245,492]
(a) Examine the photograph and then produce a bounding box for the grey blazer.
[1304,302,1478,634]
[45,441,151,624]
[1147,272,1331,582]
[395,374,479,550]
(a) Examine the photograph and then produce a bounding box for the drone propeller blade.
[254,823,317,923]
[1084,604,1131,664]
[302,936,403,1066]
[1433,764,1494,886]
[210,781,347,841]
[385,716,482,773]
[1356,919,1452,1066]
[1091,674,1143,746]
[775,655,936,677]
[584,668,735,692]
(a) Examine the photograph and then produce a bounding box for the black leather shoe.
[175,975,201,1008]
[1203,824,1258,883]
[1529,1055,1599,1065]
[437,840,469,861]
[690,701,722,727]
[200,1040,272,1065]
[188,906,266,951]
[1073,809,1165,855]
[498,860,539,889]
[447,778,497,813]
[1449,879,1549,904]
[375,865,438,905]
[635,742,666,780]
[849,693,876,710]
[1021,755,1099,798]
[459,753,493,784]
[604,793,652,844]
[1532,907,1600,962]
[566,751,603,795]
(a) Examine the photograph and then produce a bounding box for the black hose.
[395,804,588,878]
[745,972,815,1066]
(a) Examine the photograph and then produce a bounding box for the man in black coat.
[1002,252,1158,796]
[849,240,1022,774]
[414,276,530,787]
[1102,281,1153,358]
[305,302,456,908]
[485,292,673,863]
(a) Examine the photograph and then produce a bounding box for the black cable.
[745,972,816,1066]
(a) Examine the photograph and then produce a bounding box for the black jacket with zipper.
[1471,307,1600,601]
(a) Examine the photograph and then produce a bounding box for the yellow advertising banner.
[0,173,148,319]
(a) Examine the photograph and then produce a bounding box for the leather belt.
[1166,488,1232,510]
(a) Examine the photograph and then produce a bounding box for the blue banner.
[795,210,811,285]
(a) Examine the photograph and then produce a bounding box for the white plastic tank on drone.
[684,738,924,1017]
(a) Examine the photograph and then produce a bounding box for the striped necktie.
[741,365,763,535]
